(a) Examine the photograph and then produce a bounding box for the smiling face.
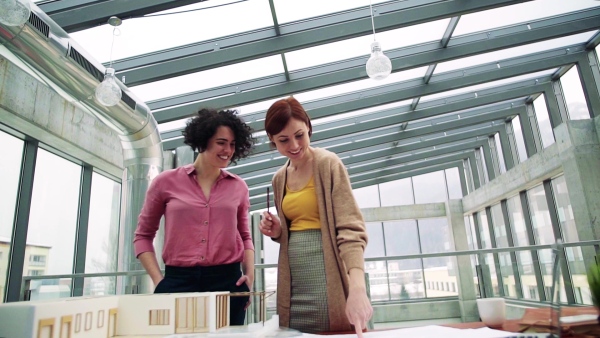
[200,125,236,168]
[270,118,311,161]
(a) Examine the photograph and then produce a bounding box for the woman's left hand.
[236,274,254,309]
[345,288,373,336]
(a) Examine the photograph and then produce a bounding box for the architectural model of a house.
[0,291,270,338]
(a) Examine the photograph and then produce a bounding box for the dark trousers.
[154,263,250,325]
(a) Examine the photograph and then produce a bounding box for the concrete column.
[554,116,600,269]
[445,199,479,322]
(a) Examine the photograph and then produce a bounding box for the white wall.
[33,296,120,338]
[116,294,176,336]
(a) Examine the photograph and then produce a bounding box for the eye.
[279,139,288,144]
[295,133,304,139]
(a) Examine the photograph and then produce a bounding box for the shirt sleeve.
[237,183,254,251]
[133,175,165,257]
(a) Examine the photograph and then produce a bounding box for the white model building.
[0,291,240,338]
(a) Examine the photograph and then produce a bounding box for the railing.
[17,240,600,323]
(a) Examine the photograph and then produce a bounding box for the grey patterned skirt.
[288,229,330,333]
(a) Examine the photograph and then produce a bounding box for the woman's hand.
[259,211,282,239]
[236,274,254,310]
[345,288,373,336]
[345,268,373,336]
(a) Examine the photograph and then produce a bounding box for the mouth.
[219,155,230,160]
[289,149,301,155]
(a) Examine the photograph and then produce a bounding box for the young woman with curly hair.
[134,108,255,325]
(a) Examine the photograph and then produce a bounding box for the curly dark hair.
[182,108,255,165]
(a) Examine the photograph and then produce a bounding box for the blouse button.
[201,238,206,243]
[204,221,208,225]
[205,203,209,207]
[200,256,205,261]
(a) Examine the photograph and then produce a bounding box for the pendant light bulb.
[366,41,392,80]
[95,68,122,107]
[0,0,31,27]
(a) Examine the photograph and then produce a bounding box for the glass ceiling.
[29,0,600,210]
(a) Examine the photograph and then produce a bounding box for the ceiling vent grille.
[68,46,104,82]
[27,12,49,38]
[120,91,136,110]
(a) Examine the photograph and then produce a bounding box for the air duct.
[0,4,163,288]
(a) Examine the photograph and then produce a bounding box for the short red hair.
[265,97,313,147]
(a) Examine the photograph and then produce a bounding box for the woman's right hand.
[259,211,282,239]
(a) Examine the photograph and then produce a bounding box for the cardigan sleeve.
[329,158,368,272]
[270,172,284,243]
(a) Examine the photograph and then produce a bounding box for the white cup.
[476,298,506,328]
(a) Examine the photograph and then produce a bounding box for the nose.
[290,138,299,148]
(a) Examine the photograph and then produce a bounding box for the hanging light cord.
[108,26,120,69]
[369,0,376,40]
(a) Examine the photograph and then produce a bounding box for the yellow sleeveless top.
[282,176,321,231]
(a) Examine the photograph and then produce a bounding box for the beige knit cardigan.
[271,147,368,332]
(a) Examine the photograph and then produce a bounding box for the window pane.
[551,175,588,304]
[365,260,389,302]
[0,131,24,303]
[533,94,555,148]
[493,134,506,174]
[364,222,384,259]
[491,204,507,247]
[445,168,463,199]
[561,67,590,120]
[477,211,492,249]
[476,147,489,184]
[526,184,556,299]
[26,149,82,300]
[388,259,424,300]
[465,215,477,251]
[353,185,380,208]
[418,218,451,254]
[379,178,414,206]
[423,257,458,298]
[412,171,446,204]
[506,195,537,301]
[511,116,528,163]
[527,184,555,246]
[384,220,419,256]
[83,173,121,296]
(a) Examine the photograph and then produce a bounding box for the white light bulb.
[366,41,392,80]
[0,0,31,27]
[95,68,122,107]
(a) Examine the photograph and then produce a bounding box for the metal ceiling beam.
[226,97,532,174]
[235,106,522,182]
[163,77,551,156]
[39,0,211,33]
[351,161,462,191]
[151,9,598,124]
[145,7,600,113]
[243,126,501,189]
[244,130,500,193]
[161,70,552,151]
[248,150,473,207]
[251,160,463,211]
[112,0,532,85]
